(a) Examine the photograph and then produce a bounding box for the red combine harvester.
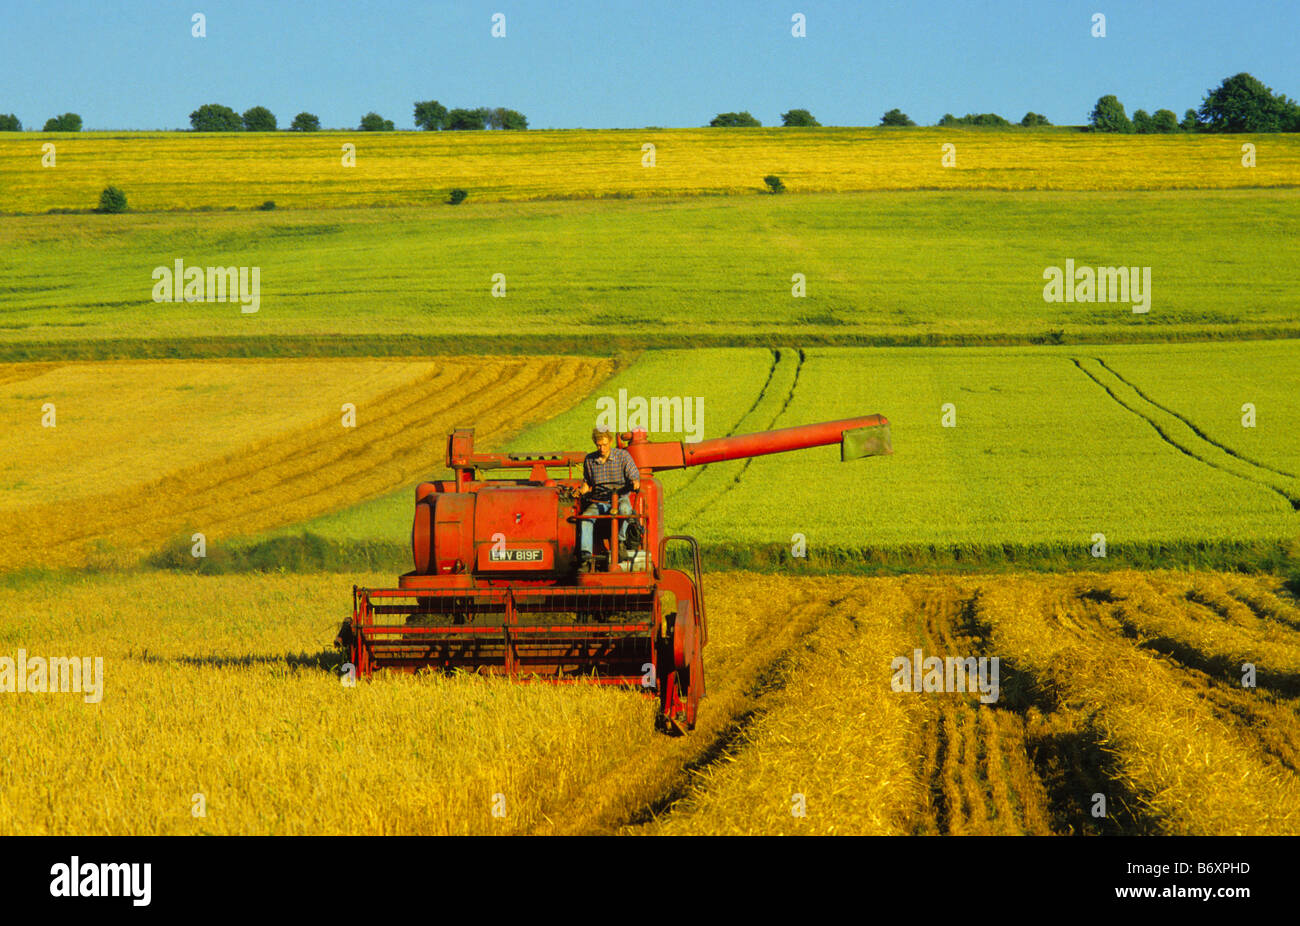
[336,414,892,732]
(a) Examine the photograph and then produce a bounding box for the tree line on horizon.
[718,74,1299,134]
[0,100,528,132]
[2,73,1294,133]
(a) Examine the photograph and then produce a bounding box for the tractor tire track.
[910,583,1059,834]
[672,347,782,496]
[1071,357,1300,510]
[678,348,805,522]
[1095,357,1296,480]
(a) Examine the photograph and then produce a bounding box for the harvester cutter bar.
[352,585,656,680]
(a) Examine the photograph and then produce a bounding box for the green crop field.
[229,341,1298,574]
[683,343,1299,556]
[2,191,1298,356]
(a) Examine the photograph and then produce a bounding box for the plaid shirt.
[583,447,639,501]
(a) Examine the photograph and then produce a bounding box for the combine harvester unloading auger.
[335,414,892,733]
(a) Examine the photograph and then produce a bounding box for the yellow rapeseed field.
[3,129,1295,214]
[0,355,613,569]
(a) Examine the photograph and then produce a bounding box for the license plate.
[490,548,544,562]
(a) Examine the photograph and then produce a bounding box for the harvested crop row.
[908,581,1055,835]
[1073,573,1300,777]
[2,570,1296,834]
[528,574,840,835]
[635,577,1058,836]
[0,358,441,510]
[0,571,651,836]
[628,573,1300,836]
[636,580,929,835]
[1102,572,1300,689]
[0,356,612,570]
[973,574,1300,834]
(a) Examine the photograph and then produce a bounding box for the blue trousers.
[579,498,633,556]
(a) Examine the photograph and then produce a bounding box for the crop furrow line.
[1095,357,1296,480]
[2,365,490,549]
[672,348,782,497]
[967,582,1161,834]
[194,363,587,535]
[533,591,826,836]
[1,359,602,566]
[618,629,816,828]
[1071,358,1300,511]
[0,362,478,542]
[683,348,806,521]
[145,363,588,544]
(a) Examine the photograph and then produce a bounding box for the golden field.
[0,356,613,570]
[3,128,1297,214]
[0,571,825,835]
[1,570,1296,835]
[641,572,1300,836]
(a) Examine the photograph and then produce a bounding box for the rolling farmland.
[3,191,1298,350]
[1,122,1296,840]
[250,341,1299,571]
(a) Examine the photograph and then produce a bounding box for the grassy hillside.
[3,191,1298,353]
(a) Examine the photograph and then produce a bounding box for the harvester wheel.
[665,600,700,733]
[685,631,703,728]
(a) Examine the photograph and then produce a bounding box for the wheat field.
[1,570,1295,835]
[0,355,613,570]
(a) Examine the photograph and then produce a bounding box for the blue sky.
[1,1,1296,129]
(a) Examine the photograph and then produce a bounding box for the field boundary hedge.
[124,532,1300,578]
[6,328,1300,362]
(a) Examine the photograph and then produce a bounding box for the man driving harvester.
[577,425,640,569]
